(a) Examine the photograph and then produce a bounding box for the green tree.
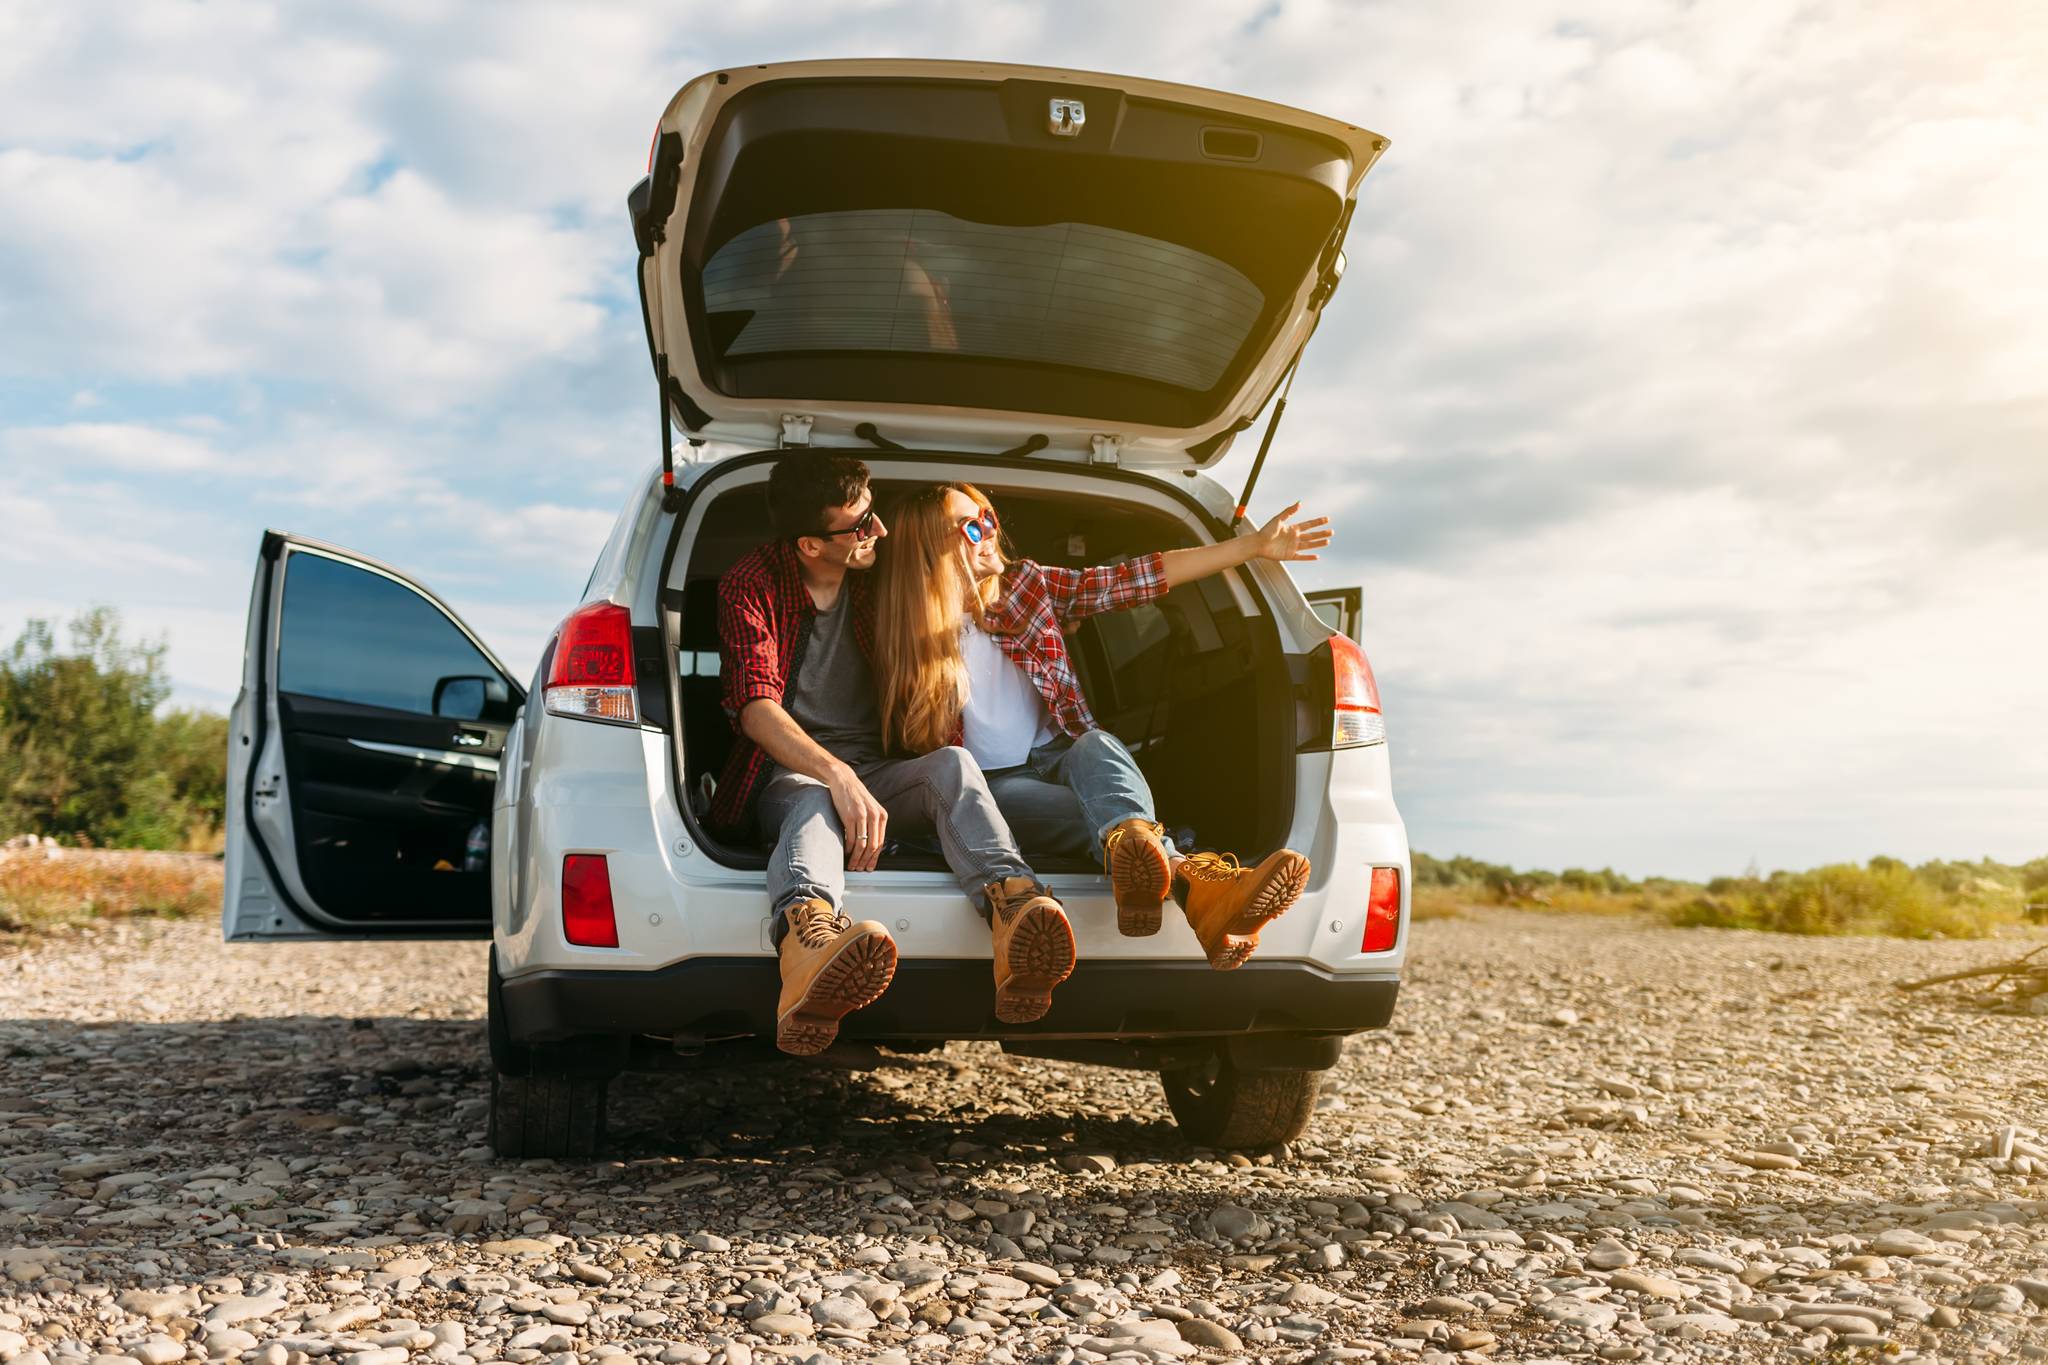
[0,608,226,848]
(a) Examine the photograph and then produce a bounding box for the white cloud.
[0,0,2042,877]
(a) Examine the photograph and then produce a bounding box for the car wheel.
[1160,1051,1319,1150]
[489,1067,608,1158]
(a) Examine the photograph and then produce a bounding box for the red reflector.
[547,602,635,688]
[561,854,619,948]
[1330,633,1382,714]
[1361,866,1401,953]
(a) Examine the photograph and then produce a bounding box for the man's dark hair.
[767,452,870,540]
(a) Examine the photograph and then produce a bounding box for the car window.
[277,551,505,714]
[702,210,1265,392]
[1090,604,1172,710]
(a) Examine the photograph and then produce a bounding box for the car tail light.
[1329,633,1386,748]
[544,602,637,724]
[561,854,619,947]
[1362,866,1401,952]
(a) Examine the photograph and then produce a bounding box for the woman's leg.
[1029,729,1174,862]
[985,766,1093,859]
[1034,730,1177,936]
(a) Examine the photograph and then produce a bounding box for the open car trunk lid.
[633,60,1386,468]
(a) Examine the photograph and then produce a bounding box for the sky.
[2,0,2043,880]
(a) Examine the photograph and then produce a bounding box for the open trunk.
[664,464,1298,871]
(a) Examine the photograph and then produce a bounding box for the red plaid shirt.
[709,538,874,837]
[980,552,1168,739]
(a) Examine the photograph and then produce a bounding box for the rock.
[1869,1229,1941,1256]
[2014,1277,2048,1307]
[1650,1313,1740,1336]
[304,1307,379,1334]
[1731,1150,1800,1171]
[1059,1152,1116,1175]
[204,1295,287,1329]
[1673,1250,1745,1274]
[507,1327,572,1352]
[117,1291,201,1321]
[341,1352,407,1365]
[750,1314,813,1339]
[1176,1319,1242,1351]
[685,1232,731,1252]
[1967,1284,2026,1314]
[1447,1328,1498,1351]
[478,1238,552,1256]
[1208,1205,1270,1243]
[1408,1296,1478,1319]
[1929,1305,1962,1328]
[204,1329,257,1359]
[1609,1271,1687,1299]
[1586,1239,1637,1270]
[808,1297,876,1331]
[130,1339,182,1365]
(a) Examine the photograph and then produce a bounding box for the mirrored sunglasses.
[958,509,1000,545]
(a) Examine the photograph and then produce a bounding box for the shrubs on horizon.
[1415,849,2039,939]
[0,608,228,851]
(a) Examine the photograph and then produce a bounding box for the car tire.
[1160,1051,1319,1150]
[489,1068,608,1158]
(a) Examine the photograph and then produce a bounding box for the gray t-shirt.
[780,596,883,767]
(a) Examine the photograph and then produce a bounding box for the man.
[710,453,1073,1055]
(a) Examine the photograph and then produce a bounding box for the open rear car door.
[224,533,521,940]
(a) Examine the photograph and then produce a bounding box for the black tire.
[1160,1052,1320,1150]
[490,1067,608,1158]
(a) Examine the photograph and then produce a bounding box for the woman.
[873,482,1333,969]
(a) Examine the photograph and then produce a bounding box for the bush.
[0,608,227,850]
[1674,861,2018,939]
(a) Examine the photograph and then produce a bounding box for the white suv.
[223,59,1408,1158]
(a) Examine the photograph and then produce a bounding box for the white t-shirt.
[960,623,1056,770]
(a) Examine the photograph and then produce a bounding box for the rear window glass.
[701,210,1264,393]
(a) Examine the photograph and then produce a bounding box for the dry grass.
[0,847,221,933]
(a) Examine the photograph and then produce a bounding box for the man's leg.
[1032,730,1176,935]
[756,770,897,1054]
[860,748,1075,1024]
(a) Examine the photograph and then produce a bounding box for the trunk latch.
[779,414,814,448]
[1089,433,1123,465]
[1048,99,1086,138]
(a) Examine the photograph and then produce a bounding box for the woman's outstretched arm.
[1160,501,1333,588]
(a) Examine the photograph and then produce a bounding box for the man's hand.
[1250,501,1333,562]
[826,764,889,872]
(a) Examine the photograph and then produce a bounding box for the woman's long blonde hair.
[874,483,1008,755]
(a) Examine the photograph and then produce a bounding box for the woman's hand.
[1250,502,1333,562]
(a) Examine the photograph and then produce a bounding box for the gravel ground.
[4,909,2048,1365]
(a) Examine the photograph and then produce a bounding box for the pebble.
[4,911,2046,1365]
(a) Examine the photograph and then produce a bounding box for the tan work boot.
[1177,849,1312,970]
[1102,818,1170,937]
[775,899,898,1056]
[985,876,1076,1024]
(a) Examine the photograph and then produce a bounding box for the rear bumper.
[502,957,1399,1045]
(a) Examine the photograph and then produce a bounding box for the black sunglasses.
[815,507,880,542]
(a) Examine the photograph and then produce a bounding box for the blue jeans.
[984,730,1177,863]
[757,746,1037,939]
